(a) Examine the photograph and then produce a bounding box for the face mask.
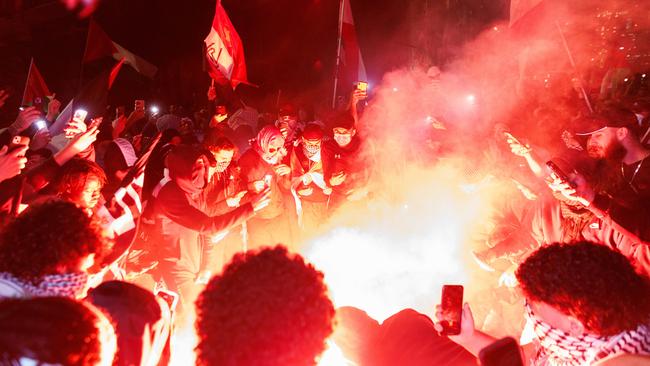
[334,134,352,147]
[215,161,230,173]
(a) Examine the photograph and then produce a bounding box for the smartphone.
[440,285,463,336]
[135,99,145,111]
[9,136,30,153]
[546,161,576,188]
[503,131,523,145]
[155,288,179,312]
[479,337,524,366]
[73,109,88,123]
[356,81,368,92]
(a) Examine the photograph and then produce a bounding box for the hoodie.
[152,145,254,273]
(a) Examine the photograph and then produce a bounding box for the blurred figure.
[0,199,108,298]
[195,246,335,366]
[87,281,171,366]
[0,296,116,366]
[333,306,475,366]
[440,242,650,365]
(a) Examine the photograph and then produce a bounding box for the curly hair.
[195,246,335,366]
[0,297,114,366]
[516,241,650,335]
[0,199,109,282]
[52,158,107,198]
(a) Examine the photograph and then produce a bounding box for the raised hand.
[0,145,28,183]
[10,107,41,135]
[30,128,52,150]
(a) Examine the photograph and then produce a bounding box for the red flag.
[340,0,367,85]
[204,0,248,89]
[21,58,52,110]
[83,20,157,79]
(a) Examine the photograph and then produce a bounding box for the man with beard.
[553,108,650,243]
[475,155,650,280]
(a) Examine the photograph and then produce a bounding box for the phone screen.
[155,289,178,312]
[440,285,463,335]
[479,337,523,366]
[357,81,368,92]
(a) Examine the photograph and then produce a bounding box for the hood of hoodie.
[165,145,209,195]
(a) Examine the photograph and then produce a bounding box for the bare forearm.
[452,329,498,358]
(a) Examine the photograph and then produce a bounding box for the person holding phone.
[202,135,249,273]
[239,125,294,250]
[146,145,270,315]
[325,112,370,213]
[436,242,650,365]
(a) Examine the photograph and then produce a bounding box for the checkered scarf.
[525,303,650,366]
[0,272,89,299]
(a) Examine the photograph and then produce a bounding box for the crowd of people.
[0,60,649,365]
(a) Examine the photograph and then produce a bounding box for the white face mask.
[334,134,352,147]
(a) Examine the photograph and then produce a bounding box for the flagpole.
[555,21,593,113]
[332,0,345,109]
[21,58,35,106]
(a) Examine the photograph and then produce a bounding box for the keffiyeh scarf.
[0,272,89,299]
[525,303,650,366]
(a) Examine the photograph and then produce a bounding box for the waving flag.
[333,0,367,106]
[340,0,367,84]
[84,19,157,79]
[21,58,52,112]
[204,0,248,89]
[100,133,162,265]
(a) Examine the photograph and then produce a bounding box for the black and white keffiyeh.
[0,272,89,299]
[525,303,650,366]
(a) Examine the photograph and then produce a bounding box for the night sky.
[0,0,506,121]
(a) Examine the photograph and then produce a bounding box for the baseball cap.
[572,107,639,136]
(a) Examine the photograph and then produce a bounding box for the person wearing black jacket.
[145,145,269,313]
[324,113,370,214]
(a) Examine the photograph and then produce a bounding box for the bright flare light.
[466,94,476,104]
[305,163,490,322]
[317,340,352,366]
